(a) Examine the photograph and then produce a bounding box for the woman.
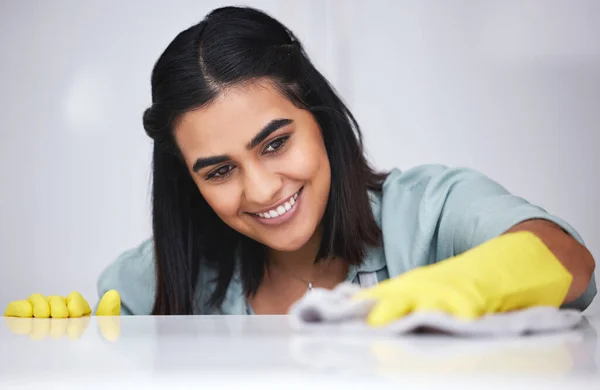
[97,6,596,320]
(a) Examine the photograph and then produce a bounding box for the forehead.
[174,82,298,157]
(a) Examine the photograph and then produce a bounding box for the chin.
[262,234,312,252]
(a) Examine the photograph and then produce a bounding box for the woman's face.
[174,81,331,252]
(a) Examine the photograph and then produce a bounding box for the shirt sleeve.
[431,165,596,311]
[95,239,157,315]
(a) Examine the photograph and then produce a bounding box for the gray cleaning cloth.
[288,282,584,337]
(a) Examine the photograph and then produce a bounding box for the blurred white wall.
[0,0,598,313]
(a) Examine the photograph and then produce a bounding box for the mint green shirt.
[97,165,596,314]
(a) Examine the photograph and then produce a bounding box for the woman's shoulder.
[96,239,157,315]
[379,163,503,202]
[381,163,478,190]
[372,164,452,209]
[371,164,501,270]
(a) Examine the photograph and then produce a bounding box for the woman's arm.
[506,219,596,304]
[377,165,597,311]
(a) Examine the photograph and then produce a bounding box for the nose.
[242,163,283,206]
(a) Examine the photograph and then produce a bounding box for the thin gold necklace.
[271,264,326,292]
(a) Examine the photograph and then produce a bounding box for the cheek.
[279,139,329,179]
[198,184,241,219]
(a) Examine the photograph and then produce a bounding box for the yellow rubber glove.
[5,294,83,318]
[3,301,33,318]
[95,290,121,316]
[28,294,50,318]
[66,292,92,317]
[5,290,121,317]
[47,296,69,318]
[354,231,573,326]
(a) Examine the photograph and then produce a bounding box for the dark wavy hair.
[143,6,385,314]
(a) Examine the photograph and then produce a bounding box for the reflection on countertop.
[1,315,599,389]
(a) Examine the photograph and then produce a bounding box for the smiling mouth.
[252,188,302,219]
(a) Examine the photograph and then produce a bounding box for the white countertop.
[1,315,599,389]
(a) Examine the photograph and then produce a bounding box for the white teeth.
[255,190,300,219]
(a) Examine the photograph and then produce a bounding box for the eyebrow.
[192,155,230,172]
[192,118,293,173]
[246,118,293,149]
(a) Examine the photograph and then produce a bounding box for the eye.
[206,164,235,180]
[262,136,290,154]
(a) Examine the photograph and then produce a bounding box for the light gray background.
[1,0,598,313]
